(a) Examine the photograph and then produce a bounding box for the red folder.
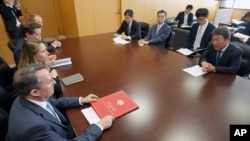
[90,90,139,119]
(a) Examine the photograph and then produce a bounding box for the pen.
[187,63,192,67]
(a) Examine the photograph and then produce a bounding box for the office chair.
[171,27,190,50]
[7,39,18,53]
[232,41,250,78]
[138,22,150,38]
[165,31,175,49]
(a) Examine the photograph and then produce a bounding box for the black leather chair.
[232,41,250,78]
[138,22,150,38]
[7,39,18,53]
[165,31,175,49]
[171,27,190,50]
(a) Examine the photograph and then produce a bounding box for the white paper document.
[113,36,130,45]
[51,58,72,68]
[183,65,207,77]
[177,48,194,56]
[81,107,100,124]
[233,33,250,40]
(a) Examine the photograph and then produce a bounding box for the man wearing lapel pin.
[138,10,171,48]
[199,26,243,74]
[7,64,114,141]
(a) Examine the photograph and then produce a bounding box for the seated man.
[115,9,141,40]
[14,22,58,65]
[7,63,114,141]
[138,10,171,48]
[184,8,215,53]
[174,4,194,27]
[28,13,62,48]
[237,12,250,36]
[199,26,243,74]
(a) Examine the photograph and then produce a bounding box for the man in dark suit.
[0,0,22,39]
[237,12,250,36]
[138,10,171,48]
[199,26,243,74]
[115,9,141,40]
[184,8,215,53]
[174,5,194,27]
[7,64,114,141]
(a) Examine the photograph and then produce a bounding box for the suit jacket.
[7,96,103,141]
[144,23,171,48]
[175,11,193,26]
[116,20,141,39]
[184,22,215,50]
[199,42,243,74]
[0,3,22,32]
[237,21,250,36]
[14,38,56,65]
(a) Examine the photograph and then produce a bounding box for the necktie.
[156,25,161,34]
[216,50,221,66]
[46,102,61,123]
[193,26,203,50]
[127,24,131,36]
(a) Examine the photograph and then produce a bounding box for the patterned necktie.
[46,102,61,123]
[194,26,203,50]
[216,50,221,66]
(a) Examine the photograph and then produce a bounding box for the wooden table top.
[54,33,250,141]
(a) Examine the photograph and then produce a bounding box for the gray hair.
[13,64,46,97]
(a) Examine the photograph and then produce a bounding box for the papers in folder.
[176,48,205,56]
[183,65,207,77]
[81,90,139,124]
[50,58,72,68]
[113,36,130,44]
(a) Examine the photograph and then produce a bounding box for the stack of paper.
[51,58,72,68]
[233,33,250,40]
[176,48,205,56]
[113,36,130,45]
[61,73,84,86]
[183,65,207,77]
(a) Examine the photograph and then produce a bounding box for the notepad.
[183,65,207,77]
[51,58,72,68]
[113,36,130,44]
[61,73,84,86]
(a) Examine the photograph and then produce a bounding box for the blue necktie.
[216,50,221,66]
[46,102,61,123]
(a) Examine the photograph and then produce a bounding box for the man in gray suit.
[138,10,171,48]
[7,64,114,141]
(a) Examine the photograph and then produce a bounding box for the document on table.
[183,65,207,77]
[50,58,72,68]
[233,33,250,40]
[81,107,100,124]
[113,36,130,45]
[176,48,205,56]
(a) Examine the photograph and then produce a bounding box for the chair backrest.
[232,41,250,76]
[138,22,150,38]
[171,27,190,50]
[7,39,18,53]
[165,31,175,49]
[0,56,14,89]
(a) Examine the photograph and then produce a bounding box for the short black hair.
[124,9,133,17]
[212,26,231,39]
[157,10,167,17]
[195,8,209,18]
[186,5,193,10]
[244,11,250,18]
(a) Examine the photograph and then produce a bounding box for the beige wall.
[121,0,219,26]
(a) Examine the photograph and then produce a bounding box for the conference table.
[54,33,250,141]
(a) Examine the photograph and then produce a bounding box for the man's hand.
[201,62,216,72]
[98,115,114,129]
[81,94,99,104]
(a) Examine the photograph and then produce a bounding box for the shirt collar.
[221,43,230,52]
[200,19,209,29]
[5,3,13,8]
[27,98,47,110]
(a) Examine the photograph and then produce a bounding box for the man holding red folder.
[8,64,114,141]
